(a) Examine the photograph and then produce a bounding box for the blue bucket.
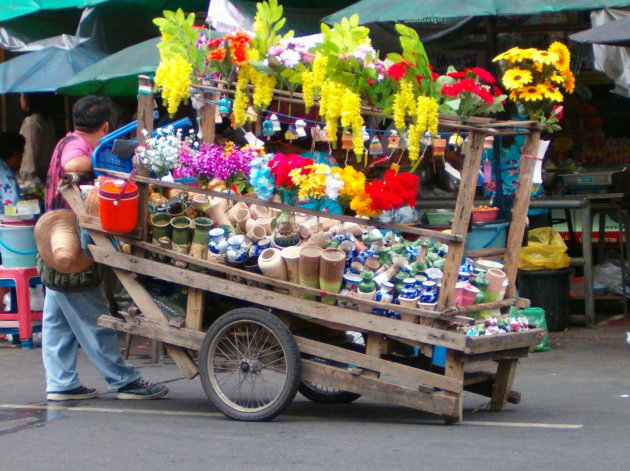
[0,220,37,267]
[466,221,509,251]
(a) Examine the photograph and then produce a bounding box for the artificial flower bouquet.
[493,42,574,132]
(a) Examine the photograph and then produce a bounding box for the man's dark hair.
[72,95,112,132]
[22,93,55,118]
[0,132,25,161]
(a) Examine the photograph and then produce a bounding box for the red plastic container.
[98,180,139,233]
[472,207,498,223]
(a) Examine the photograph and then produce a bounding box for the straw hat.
[34,209,94,274]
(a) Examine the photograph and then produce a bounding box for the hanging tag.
[270,114,281,132]
[244,131,264,148]
[369,135,384,155]
[295,119,307,137]
[361,126,370,142]
[246,105,257,122]
[398,132,408,150]
[484,135,494,150]
[262,119,274,137]
[388,130,400,149]
[285,126,299,141]
[390,162,400,173]
[341,132,353,150]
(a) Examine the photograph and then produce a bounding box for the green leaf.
[445,99,460,111]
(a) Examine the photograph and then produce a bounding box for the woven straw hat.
[34,209,94,274]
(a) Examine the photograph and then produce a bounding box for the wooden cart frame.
[61,77,543,423]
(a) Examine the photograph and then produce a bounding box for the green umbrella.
[58,37,160,96]
[324,0,630,24]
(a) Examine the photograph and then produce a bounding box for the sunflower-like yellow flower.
[290,164,329,201]
[492,47,522,63]
[532,49,559,66]
[518,85,545,102]
[540,82,564,102]
[502,68,533,90]
[562,69,575,94]
[548,42,570,71]
[549,73,564,85]
[154,54,192,115]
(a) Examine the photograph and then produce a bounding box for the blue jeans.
[42,285,141,392]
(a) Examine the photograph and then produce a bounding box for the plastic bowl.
[472,207,498,223]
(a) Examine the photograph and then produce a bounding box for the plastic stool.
[0,267,43,349]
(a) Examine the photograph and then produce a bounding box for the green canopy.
[58,37,160,96]
[324,0,630,24]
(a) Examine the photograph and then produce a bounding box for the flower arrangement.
[365,169,419,213]
[439,67,506,121]
[249,153,276,200]
[135,126,187,179]
[386,25,441,161]
[493,42,574,131]
[179,140,260,190]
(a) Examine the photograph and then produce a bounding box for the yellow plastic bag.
[519,227,572,270]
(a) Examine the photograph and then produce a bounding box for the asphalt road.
[1,325,629,471]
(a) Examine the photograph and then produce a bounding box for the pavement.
[1,319,629,471]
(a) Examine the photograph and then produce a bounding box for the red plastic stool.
[0,267,43,349]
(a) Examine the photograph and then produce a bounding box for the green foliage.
[253,0,294,59]
[154,9,204,77]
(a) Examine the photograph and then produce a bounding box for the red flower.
[476,86,495,105]
[493,86,503,96]
[386,62,409,81]
[365,170,419,212]
[207,37,224,49]
[367,78,375,86]
[447,71,466,79]
[268,153,313,189]
[551,105,564,120]
[468,67,496,84]
[431,72,439,80]
[208,47,226,62]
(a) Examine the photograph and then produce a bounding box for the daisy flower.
[502,68,533,90]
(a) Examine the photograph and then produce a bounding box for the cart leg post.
[444,349,465,423]
[364,333,385,378]
[489,358,519,411]
[185,289,205,331]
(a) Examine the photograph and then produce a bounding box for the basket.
[92,118,193,176]
[426,211,454,225]
[471,207,498,223]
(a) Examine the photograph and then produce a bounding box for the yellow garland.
[302,71,315,109]
[252,69,276,109]
[392,79,415,131]
[312,54,328,86]
[233,64,254,126]
[154,55,192,115]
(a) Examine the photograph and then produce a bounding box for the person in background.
[42,95,168,401]
[0,131,25,213]
[19,93,57,182]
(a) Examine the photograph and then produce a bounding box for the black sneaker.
[116,379,168,400]
[47,386,98,401]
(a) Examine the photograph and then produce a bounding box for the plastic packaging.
[519,227,571,270]
[516,306,551,352]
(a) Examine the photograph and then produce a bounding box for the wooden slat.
[502,129,542,297]
[95,169,463,243]
[438,130,487,310]
[295,336,462,393]
[185,289,204,331]
[79,215,143,240]
[88,245,470,351]
[464,347,530,364]
[444,350,465,422]
[364,333,385,377]
[301,359,459,417]
[465,328,544,355]
[447,297,531,315]
[121,238,474,326]
[465,247,506,259]
[98,314,205,351]
[489,359,519,411]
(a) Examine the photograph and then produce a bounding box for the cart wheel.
[199,307,301,421]
[299,357,361,404]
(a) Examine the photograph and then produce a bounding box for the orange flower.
[562,69,575,94]
[208,47,226,62]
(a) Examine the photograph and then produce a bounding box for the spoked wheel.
[299,356,362,404]
[199,308,301,421]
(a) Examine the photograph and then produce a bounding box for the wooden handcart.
[61,79,544,423]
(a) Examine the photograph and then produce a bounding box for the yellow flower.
[562,69,575,94]
[154,55,192,115]
[548,41,570,71]
[302,71,314,109]
[549,73,564,85]
[540,83,564,102]
[509,89,521,101]
[392,80,415,131]
[502,68,533,90]
[493,47,523,63]
[312,54,328,86]
[517,85,544,102]
[532,49,559,66]
[350,191,376,218]
[338,166,367,198]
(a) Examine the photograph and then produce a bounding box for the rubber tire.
[298,381,361,404]
[199,307,301,422]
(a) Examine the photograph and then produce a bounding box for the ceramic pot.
[281,245,301,296]
[398,296,420,323]
[307,231,331,249]
[191,194,211,213]
[319,248,346,305]
[356,288,375,313]
[233,207,251,232]
[256,217,273,236]
[249,204,269,220]
[258,248,287,282]
[461,284,480,306]
[209,227,229,254]
[373,265,399,288]
[364,257,380,272]
[299,246,323,300]
[339,273,361,310]
[243,256,265,289]
[486,268,507,293]
[150,212,171,262]
[226,235,247,264]
[339,222,364,237]
[246,225,266,244]
[226,201,248,225]
[206,198,231,227]
[170,216,191,267]
[417,301,437,311]
[420,280,439,304]
[400,278,418,300]
[251,237,271,258]
[359,270,376,294]
[189,217,213,270]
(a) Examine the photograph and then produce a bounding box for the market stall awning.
[570,14,630,46]
[324,0,630,24]
[0,39,107,93]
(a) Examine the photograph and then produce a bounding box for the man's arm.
[63,155,92,173]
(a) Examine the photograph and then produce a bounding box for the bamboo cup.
[281,245,301,296]
[299,246,323,300]
[319,248,346,305]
